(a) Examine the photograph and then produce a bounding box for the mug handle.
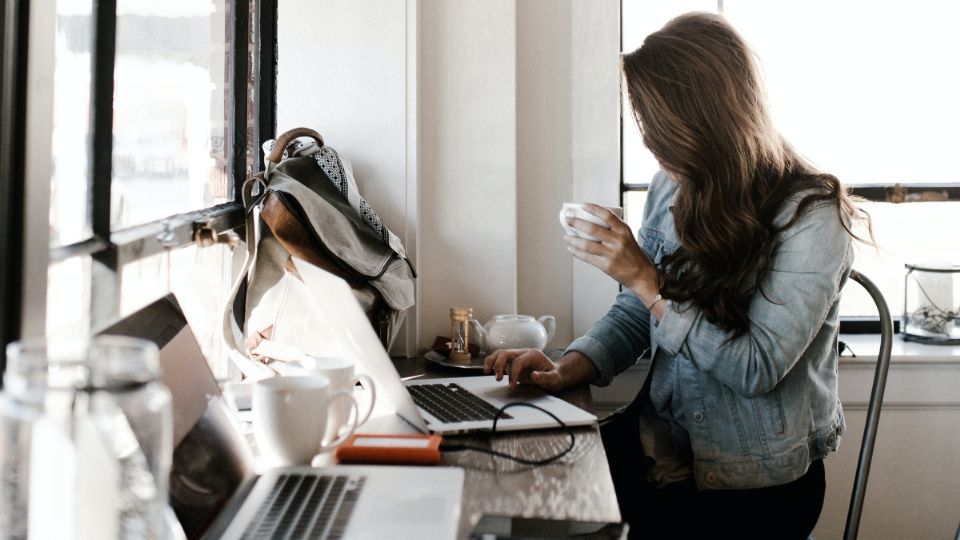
[353,373,378,426]
[316,390,359,453]
[538,315,556,345]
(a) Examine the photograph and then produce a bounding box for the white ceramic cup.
[252,375,359,467]
[559,203,624,241]
[278,356,377,442]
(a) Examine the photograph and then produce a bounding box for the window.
[621,0,960,326]
[6,0,278,374]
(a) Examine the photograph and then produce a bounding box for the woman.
[484,12,870,539]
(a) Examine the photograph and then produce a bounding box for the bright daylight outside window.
[621,0,960,320]
[50,0,232,247]
[47,0,240,343]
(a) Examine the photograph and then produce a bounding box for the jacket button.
[705,472,717,484]
[693,411,704,422]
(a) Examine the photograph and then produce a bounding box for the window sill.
[837,333,960,409]
[838,333,960,364]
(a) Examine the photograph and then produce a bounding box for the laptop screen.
[100,294,254,539]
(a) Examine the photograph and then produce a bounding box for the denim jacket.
[568,170,852,490]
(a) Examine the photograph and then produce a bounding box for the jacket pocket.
[758,390,787,437]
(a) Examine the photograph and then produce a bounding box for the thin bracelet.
[645,293,664,310]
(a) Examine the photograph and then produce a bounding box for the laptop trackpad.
[482,384,547,402]
[372,495,449,521]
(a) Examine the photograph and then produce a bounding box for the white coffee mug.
[252,375,359,467]
[279,356,377,442]
[559,203,624,241]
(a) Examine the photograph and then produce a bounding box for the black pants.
[601,406,825,540]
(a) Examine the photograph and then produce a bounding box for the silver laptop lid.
[290,257,430,433]
[290,258,597,436]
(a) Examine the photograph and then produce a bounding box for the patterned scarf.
[263,138,406,258]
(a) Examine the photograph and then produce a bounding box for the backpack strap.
[220,174,276,380]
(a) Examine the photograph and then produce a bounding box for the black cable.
[439,402,576,466]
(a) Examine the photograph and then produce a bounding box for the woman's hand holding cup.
[561,202,658,299]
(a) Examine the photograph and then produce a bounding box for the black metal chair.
[842,270,894,540]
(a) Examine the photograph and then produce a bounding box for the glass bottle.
[0,336,172,539]
[0,340,45,538]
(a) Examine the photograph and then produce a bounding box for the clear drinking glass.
[0,336,172,539]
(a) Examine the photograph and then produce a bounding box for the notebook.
[288,257,598,436]
[102,295,463,540]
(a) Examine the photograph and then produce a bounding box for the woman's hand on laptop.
[484,349,564,391]
[484,349,600,393]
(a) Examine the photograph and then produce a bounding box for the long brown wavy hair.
[622,12,870,337]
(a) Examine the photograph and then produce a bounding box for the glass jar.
[0,341,44,538]
[902,262,960,344]
[0,336,172,539]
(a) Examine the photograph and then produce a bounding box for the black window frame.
[1,0,278,376]
[0,0,31,378]
[618,0,960,334]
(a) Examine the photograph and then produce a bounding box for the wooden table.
[391,355,622,539]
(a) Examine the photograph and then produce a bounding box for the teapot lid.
[492,314,535,322]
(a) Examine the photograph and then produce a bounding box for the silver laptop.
[291,258,598,436]
[103,295,463,540]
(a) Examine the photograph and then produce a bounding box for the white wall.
[418,0,520,347]
[276,1,409,228]
[276,0,416,353]
[516,0,573,344]
[418,0,621,346]
[569,0,621,337]
[515,0,621,344]
[278,0,621,353]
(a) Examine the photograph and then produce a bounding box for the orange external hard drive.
[334,433,443,465]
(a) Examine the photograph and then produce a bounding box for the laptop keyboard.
[407,383,513,423]
[242,473,366,540]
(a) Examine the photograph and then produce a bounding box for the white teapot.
[469,314,556,352]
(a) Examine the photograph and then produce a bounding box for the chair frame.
[843,270,893,540]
